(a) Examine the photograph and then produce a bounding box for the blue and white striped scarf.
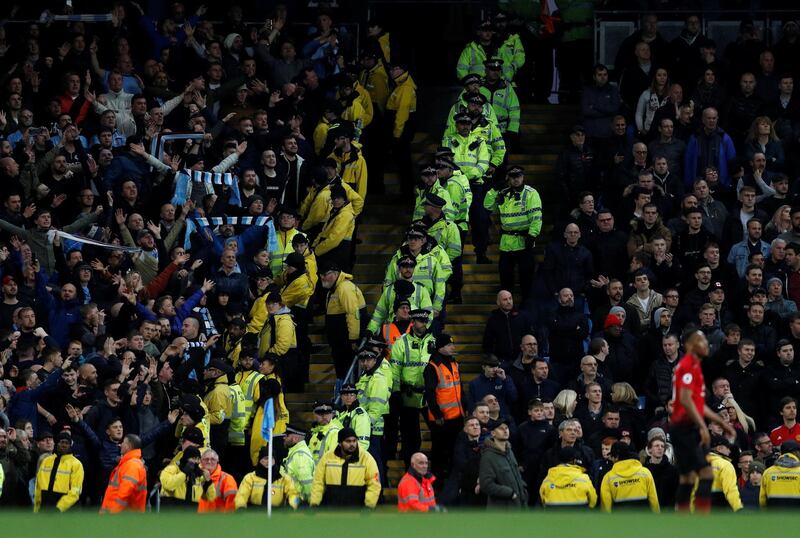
[172,169,242,208]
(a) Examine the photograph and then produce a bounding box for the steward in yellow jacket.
[34,431,84,512]
[600,443,659,512]
[270,209,300,276]
[337,74,373,128]
[310,427,381,508]
[329,123,368,201]
[386,66,416,140]
[235,447,294,509]
[760,442,800,508]
[703,443,743,512]
[279,252,315,309]
[312,185,356,270]
[322,265,368,381]
[539,454,597,509]
[249,356,289,466]
[273,234,317,288]
[257,292,301,392]
[299,169,363,236]
[359,53,389,113]
[313,104,340,155]
[159,447,217,508]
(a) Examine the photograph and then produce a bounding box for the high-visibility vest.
[382,321,411,352]
[228,384,248,446]
[237,370,264,425]
[397,472,437,512]
[426,360,464,421]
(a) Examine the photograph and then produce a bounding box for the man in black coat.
[540,224,595,298]
[602,315,638,387]
[483,290,535,364]
[516,399,556,506]
[501,334,540,424]
[588,209,629,281]
[547,288,590,384]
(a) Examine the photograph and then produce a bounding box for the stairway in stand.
[283,104,580,502]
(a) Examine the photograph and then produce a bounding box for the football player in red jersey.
[671,331,735,512]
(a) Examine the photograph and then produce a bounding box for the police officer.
[368,259,432,335]
[464,92,506,176]
[379,298,413,353]
[760,440,800,508]
[357,349,391,483]
[413,165,455,222]
[383,226,450,318]
[600,442,660,512]
[457,21,514,81]
[422,193,463,304]
[444,113,491,264]
[387,308,435,466]
[308,402,343,464]
[539,446,598,509]
[484,166,543,303]
[481,58,520,151]
[337,383,371,451]
[281,424,315,507]
[705,435,743,512]
[436,155,472,242]
[446,75,499,135]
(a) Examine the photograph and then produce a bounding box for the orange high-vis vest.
[426,360,464,421]
[198,465,238,513]
[100,448,147,513]
[397,471,437,512]
[381,321,411,351]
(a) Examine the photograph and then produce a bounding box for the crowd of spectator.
[1,0,800,516]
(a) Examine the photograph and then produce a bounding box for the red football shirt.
[671,353,705,425]
[770,423,800,446]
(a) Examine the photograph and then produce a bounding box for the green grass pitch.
[3,511,799,537]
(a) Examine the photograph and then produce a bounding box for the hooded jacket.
[539,463,597,508]
[600,458,660,512]
[760,452,800,507]
[478,437,528,507]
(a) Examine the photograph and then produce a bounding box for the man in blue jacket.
[36,274,82,348]
[9,357,72,435]
[467,355,518,417]
[136,279,215,336]
[684,107,736,188]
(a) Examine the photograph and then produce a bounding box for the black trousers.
[383,394,423,469]
[469,182,489,256]
[449,255,463,298]
[499,248,536,302]
[427,416,463,484]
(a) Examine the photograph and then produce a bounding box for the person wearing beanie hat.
[600,441,660,512]
[604,313,623,330]
[159,445,216,508]
[423,332,464,480]
[203,358,235,462]
[312,179,356,272]
[765,277,797,319]
[299,167,364,243]
[739,458,764,509]
[34,429,84,512]
[329,119,368,202]
[309,422,381,508]
[234,444,285,510]
[256,286,302,392]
